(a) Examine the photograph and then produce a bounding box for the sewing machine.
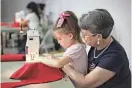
[25,29,40,61]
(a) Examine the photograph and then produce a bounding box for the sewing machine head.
[26,29,40,61]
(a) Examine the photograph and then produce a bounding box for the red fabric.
[10,22,20,27]
[1,22,27,28]
[1,63,64,88]
[1,54,25,62]
[1,22,11,26]
[1,22,20,27]
[10,21,28,28]
[1,82,30,88]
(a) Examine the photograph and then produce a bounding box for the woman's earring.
[97,38,100,45]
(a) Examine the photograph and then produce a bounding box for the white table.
[1,26,28,54]
[1,26,28,33]
[1,61,75,88]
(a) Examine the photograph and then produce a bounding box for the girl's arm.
[62,64,115,88]
[36,55,71,68]
[21,20,28,26]
[21,13,30,26]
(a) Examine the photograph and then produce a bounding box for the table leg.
[1,33,4,54]
[17,34,20,47]
[5,33,8,47]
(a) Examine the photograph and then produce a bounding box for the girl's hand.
[26,59,37,63]
[26,56,41,63]
[42,53,57,59]
[26,59,41,63]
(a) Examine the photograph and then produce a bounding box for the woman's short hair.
[79,9,114,39]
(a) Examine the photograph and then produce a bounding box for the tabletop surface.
[1,52,75,88]
[1,26,28,32]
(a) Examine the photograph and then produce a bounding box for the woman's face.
[53,30,73,49]
[81,29,98,47]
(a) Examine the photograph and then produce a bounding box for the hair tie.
[57,12,70,28]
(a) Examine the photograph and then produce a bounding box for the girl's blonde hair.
[53,11,82,43]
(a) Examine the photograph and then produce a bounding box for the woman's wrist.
[62,65,75,78]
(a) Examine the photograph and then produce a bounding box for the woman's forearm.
[62,65,87,87]
[63,65,115,88]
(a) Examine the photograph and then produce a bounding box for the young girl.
[31,11,88,88]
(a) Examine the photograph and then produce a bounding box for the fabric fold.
[1,62,64,88]
[1,54,25,62]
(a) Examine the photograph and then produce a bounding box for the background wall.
[1,0,46,22]
[1,0,131,67]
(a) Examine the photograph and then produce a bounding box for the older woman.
[63,9,131,88]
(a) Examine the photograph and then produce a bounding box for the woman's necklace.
[94,38,113,59]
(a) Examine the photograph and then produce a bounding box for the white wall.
[1,0,46,22]
[45,0,131,64]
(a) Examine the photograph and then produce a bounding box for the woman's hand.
[63,64,74,76]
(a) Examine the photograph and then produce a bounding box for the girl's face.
[53,30,73,49]
[81,29,98,47]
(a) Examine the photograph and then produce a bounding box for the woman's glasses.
[81,31,97,38]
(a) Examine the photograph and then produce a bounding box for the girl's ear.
[69,33,73,40]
